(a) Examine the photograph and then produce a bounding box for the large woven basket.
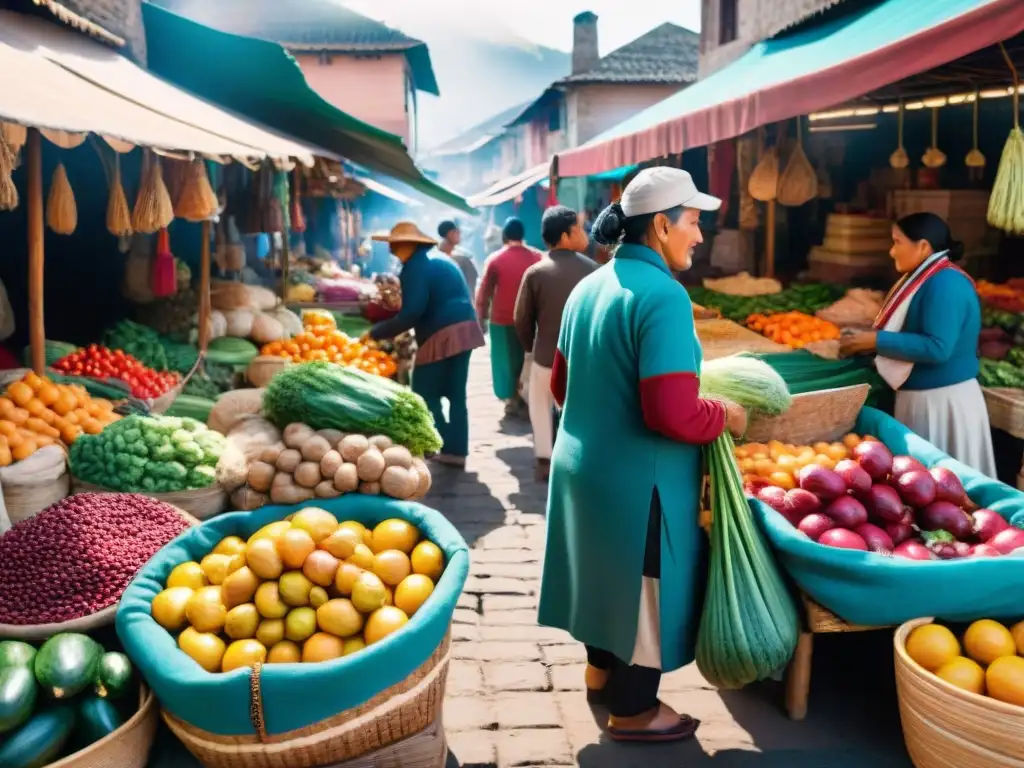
[163,633,451,768]
[49,683,159,768]
[895,618,1024,767]
[71,477,228,520]
[744,383,870,445]
[982,387,1024,440]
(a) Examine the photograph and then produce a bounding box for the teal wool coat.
[538,244,708,672]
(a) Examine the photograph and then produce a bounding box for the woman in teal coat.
[538,168,746,743]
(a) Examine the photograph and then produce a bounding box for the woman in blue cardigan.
[840,212,995,476]
[368,222,484,468]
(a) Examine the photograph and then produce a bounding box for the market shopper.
[437,220,479,298]
[513,206,596,480]
[476,217,541,417]
[839,212,996,476]
[367,222,484,468]
[538,168,747,743]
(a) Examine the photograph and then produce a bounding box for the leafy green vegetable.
[102,320,170,371]
[700,355,792,416]
[688,283,842,322]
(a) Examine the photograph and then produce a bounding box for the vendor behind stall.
[840,212,995,476]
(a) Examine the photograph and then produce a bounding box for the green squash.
[33,634,102,700]
[76,696,123,744]
[0,666,37,734]
[0,641,36,670]
[94,653,133,700]
[0,706,75,768]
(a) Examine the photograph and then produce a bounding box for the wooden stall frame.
[27,129,45,374]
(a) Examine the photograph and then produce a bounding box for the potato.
[358,481,381,496]
[314,481,342,499]
[382,445,413,469]
[356,448,386,483]
[316,429,345,448]
[270,479,315,505]
[340,434,370,462]
[294,461,323,489]
[380,466,418,500]
[232,486,269,511]
[412,458,432,498]
[247,461,276,493]
[334,463,359,493]
[320,449,343,478]
[300,435,332,463]
[260,443,285,464]
[283,423,315,449]
[276,448,302,474]
[369,435,393,451]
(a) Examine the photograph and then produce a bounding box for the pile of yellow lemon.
[150,507,445,673]
[905,619,1024,706]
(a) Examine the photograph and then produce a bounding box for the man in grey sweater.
[437,220,479,299]
[513,206,597,480]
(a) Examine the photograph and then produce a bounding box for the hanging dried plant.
[106,154,132,238]
[0,131,18,212]
[777,118,818,207]
[174,158,219,222]
[965,93,986,169]
[45,163,77,235]
[889,101,909,169]
[748,128,779,203]
[133,151,174,234]
[1,123,25,170]
[163,158,186,205]
[922,108,947,169]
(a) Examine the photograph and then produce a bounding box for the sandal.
[607,715,700,744]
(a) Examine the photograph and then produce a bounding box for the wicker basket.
[696,319,790,360]
[895,618,1024,767]
[49,683,159,768]
[983,387,1024,440]
[71,477,228,520]
[744,383,870,445]
[163,634,451,768]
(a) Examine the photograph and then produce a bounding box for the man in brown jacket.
[513,206,597,480]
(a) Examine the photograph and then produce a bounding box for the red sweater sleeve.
[550,349,568,407]
[639,373,726,445]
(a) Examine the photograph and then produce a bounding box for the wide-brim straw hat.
[372,221,437,246]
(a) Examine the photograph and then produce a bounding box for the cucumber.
[0,666,37,733]
[0,642,36,670]
[76,696,123,744]
[93,653,132,700]
[33,634,102,700]
[0,706,75,768]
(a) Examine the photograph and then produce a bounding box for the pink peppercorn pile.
[0,493,191,625]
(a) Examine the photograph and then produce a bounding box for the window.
[719,0,738,45]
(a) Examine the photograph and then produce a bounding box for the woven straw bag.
[48,684,158,768]
[46,164,77,235]
[748,146,779,202]
[777,119,818,207]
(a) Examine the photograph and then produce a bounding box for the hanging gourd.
[132,150,174,234]
[748,131,779,202]
[921,108,947,169]
[965,91,986,170]
[106,154,132,238]
[889,101,909,169]
[777,118,818,207]
[988,44,1024,235]
[0,131,17,212]
[174,158,219,222]
[45,163,77,235]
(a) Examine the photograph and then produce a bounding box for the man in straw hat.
[367,222,484,468]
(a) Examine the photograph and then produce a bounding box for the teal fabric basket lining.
[116,495,469,737]
[753,406,1024,627]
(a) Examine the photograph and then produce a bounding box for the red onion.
[896,470,938,508]
[930,467,966,506]
[854,441,893,482]
[854,523,894,553]
[798,513,836,542]
[893,540,934,561]
[884,521,915,546]
[824,496,868,528]
[835,459,871,497]
[988,527,1024,555]
[890,456,927,483]
[818,529,868,551]
[867,484,905,523]
[972,509,1010,542]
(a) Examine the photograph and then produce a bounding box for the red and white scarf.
[873,251,971,389]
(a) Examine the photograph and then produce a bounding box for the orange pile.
[745,311,841,349]
[734,434,871,490]
[261,328,397,379]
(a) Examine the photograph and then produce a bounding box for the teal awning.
[558,0,1024,176]
[141,3,475,214]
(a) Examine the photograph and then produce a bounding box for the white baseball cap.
[620,167,721,217]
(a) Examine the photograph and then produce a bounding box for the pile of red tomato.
[53,345,180,400]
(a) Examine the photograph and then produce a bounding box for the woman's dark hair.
[502,217,526,242]
[412,243,434,259]
[541,205,579,248]
[591,202,685,247]
[896,212,964,261]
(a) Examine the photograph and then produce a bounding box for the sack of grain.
[215,416,281,492]
[208,388,265,435]
[777,142,818,207]
[1,446,70,525]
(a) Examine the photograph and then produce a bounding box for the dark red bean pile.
[0,493,190,625]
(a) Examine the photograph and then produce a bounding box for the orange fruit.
[768,472,796,490]
[371,519,419,554]
[167,561,206,590]
[364,606,409,645]
[372,550,412,587]
[986,656,1024,706]
[303,633,345,663]
[394,574,435,617]
[1010,621,1024,655]
[905,624,961,672]
[963,620,1016,666]
[410,541,445,582]
[222,640,267,673]
[267,641,302,664]
[935,656,986,695]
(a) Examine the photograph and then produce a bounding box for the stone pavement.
[430,348,916,768]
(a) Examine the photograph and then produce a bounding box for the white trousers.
[528,362,554,460]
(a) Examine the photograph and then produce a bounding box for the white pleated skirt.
[894,378,998,478]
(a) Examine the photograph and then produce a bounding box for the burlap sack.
[1,445,69,525]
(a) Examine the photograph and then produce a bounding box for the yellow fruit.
[351,572,388,614]
[267,641,302,664]
[256,619,285,647]
[334,563,363,596]
[246,538,284,581]
[394,574,435,617]
[320,527,362,560]
[364,606,409,645]
[248,521,291,546]
[178,627,226,673]
[213,536,247,557]
[309,586,329,608]
[371,519,420,554]
[964,620,1016,665]
[410,541,444,581]
[348,544,375,571]
[317,599,364,637]
[1011,621,1024,655]
[221,566,260,609]
[905,624,961,672]
[343,637,366,656]
[278,571,314,607]
[151,587,194,631]
[291,508,340,543]
[200,554,236,585]
[185,586,227,634]
[303,550,341,587]
[303,632,345,663]
[339,520,372,547]
[277,528,317,570]
[843,433,861,450]
[222,639,267,673]
[285,607,318,643]
[223,603,260,640]
[167,561,206,590]
[372,550,412,587]
[986,656,1024,706]
[254,582,289,619]
[935,656,986,695]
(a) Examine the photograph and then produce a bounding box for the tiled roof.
[425,101,531,158]
[560,22,699,84]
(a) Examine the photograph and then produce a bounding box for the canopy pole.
[765,199,777,278]
[26,129,45,374]
[198,220,211,354]
[281,227,290,303]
